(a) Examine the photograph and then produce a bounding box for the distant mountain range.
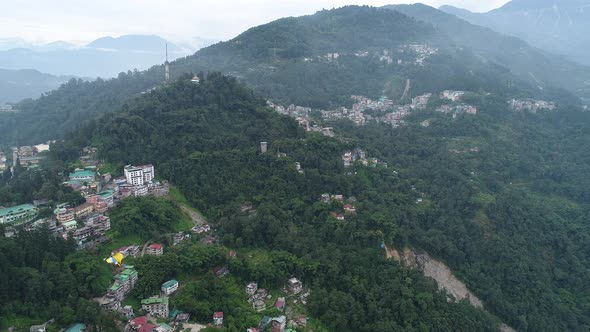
[385,3,590,103]
[2,5,583,145]
[0,69,75,104]
[440,0,590,66]
[0,34,205,78]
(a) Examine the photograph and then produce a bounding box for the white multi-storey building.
[139,164,155,183]
[124,164,155,185]
[124,166,144,186]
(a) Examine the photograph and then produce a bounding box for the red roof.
[138,324,157,332]
[149,243,162,249]
[213,312,224,318]
[275,299,285,308]
[344,204,353,209]
[130,316,148,326]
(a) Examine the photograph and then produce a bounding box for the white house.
[161,279,179,296]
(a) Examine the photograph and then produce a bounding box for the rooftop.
[69,170,95,178]
[130,316,148,326]
[64,323,86,332]
[162,279,178,288]
[0,204,37,217]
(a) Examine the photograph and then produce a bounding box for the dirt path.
[181,205,207,226]
[401,78,411,100]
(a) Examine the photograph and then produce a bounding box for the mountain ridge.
[439,0,590,65]
[0,34,192,78]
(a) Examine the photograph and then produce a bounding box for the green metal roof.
[110,281,123,291]
[69,170,95,178]
[99,190,113,198]
[162,279,178,288]
[121,268,137,276]
[158,323,173,331]
[0,204,36,217]
[65,323,86,332]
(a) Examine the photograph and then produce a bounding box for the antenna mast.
[164,43,170,83]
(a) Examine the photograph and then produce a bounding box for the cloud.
[0,1,510,45]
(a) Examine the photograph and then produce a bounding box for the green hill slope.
[0,5,576,146]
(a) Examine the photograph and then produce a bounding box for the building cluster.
[240,277,308,332]
[115,164,169,198]
[99,265,138,314]
[411,93,432,110]
[320,193,357,221]
[3,149,169,246]
[267,101,335,137]
[405,44,439,66]
[440,90,466,102]
[342,148,387,168]
[11,142,51,169]
[353,45,438,66]
[435,104,478,117]
[508,99,556,113]
[0,104,17,112]
[0,151,7,172]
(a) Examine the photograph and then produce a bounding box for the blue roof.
[65,323,86,332]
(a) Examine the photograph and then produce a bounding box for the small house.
[213,311,224,326]
[287,278,303,294]
[246,282,258,295]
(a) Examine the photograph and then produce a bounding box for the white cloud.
[0,0,510,45]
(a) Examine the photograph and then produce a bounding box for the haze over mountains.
[0,34,200,78]
[4,3,590,332]
[0,69,74,104]
[386,3,590,103]
[440,0,590,66]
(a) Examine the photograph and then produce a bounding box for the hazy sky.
[0,0,510,47]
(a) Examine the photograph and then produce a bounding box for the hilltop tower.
[165,43,170,83]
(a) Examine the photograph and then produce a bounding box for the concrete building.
[287,277,303,295]
[161,279,179,296]
[124,165,145,186]
[124,164,155,185]
[0,204,38,225]
[69,169,95,182]
[260,141,268,153]
[213,312,224,326]
[146,243,164,256]
[138,164,155,183]
[246,282,258,295]
[141,296,169,318]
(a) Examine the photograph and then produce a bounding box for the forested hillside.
[1,73,504,331]
[0,69,75,104]
[3,6,590,331]
[0,6,578,146]
[54,68,590,331]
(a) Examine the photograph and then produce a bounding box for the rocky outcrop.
[386,245,516,331]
